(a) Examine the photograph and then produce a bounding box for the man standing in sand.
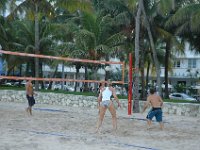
[96,80,121,133]
[142,88,164,130]
[26,79,35,115]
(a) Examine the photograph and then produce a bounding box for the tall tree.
[6,0,55,90]
[134,0,142,112]
[73,12,126,90]
[166,2,200,52]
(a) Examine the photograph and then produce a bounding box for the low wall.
[0,90,200,117]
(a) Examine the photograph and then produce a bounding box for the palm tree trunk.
[25,62,29,76]
[39,61,44,89]
[7,65,15,76]
[133,0,142,113]
[48,65,58,90]
[61,61,65,90]
[74,65,81,92]
[105,54,110,81]
[34,2,40,91]
[93,67,98,92]
[141,0,162,95]
[140,47,145,100]
[84,66,89,92]
[19,64,22,76]
[164,40,170,98]
[145,59,150,95]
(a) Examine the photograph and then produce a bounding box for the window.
[174,60,180,68]
[173,94,182,98]
[188,59,196,68]
[70,74,74,79]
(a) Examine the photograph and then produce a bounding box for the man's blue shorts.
[26,95,35,107]
[146,108,162,122]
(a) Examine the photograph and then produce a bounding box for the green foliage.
[1,0,200,98]
[187,86,198,95]
[164,99,200,104]
[174,83,186,93]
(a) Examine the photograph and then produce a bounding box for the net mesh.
[0,50,124,86]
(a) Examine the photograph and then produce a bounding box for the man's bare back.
[147,94,163,108]
[25,80,35,115]
[142,88,164,130]
[26,81,33,96]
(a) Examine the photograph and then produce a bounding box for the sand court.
[0,101,200,150]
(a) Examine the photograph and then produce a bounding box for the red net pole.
[128,53,133,115]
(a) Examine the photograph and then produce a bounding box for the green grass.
[0,85,25,90]
[0,85,98,96]
[0,85,128,98]
[164,99,200,104]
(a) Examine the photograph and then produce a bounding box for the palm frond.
[24,45,35,53]
[190,9,200,32]
[74,29,96,51]
[175,22,190,35]
[104,33,125,47]
[0,0,7,15]
[157,0,175,16]
[115,12,131,26]
[166,3,200,28]
[95,44,109,54]
[127,0,137,12]
[81,12,99,35]
[14,20,34,45]
[0,21,8,41]
[156,27,173,39]
[7,0,54,20]
[55,0,94,14]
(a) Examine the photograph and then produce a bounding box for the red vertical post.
[128,53,132,115]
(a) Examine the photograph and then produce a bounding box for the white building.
[41,59,122,91]
[160,42,200,88]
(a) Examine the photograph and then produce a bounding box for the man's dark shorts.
[26,95,35,107]
[146,108,162,122]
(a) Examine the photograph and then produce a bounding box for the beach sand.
[0,101,200,150]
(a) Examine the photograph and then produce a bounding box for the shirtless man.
[142,88,164,130]
[96,80,121,133]
[26,79,35,115]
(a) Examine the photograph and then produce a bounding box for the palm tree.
[5,0,55,90]
[73,12,126,91]
[0,0,7,17]
[92,0,138,97]
[54,0,93,14]
[151,0,190,98]
[134,0,142,112]
[166,2,200,52]
[137,0,184,99]
[0,17,27,76]
[132,0,176,105]
[141,0,163,96]
[50,1,94,91]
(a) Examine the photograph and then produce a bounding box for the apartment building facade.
[160,43,200,90]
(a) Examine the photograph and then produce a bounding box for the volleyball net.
[0,50,125,85]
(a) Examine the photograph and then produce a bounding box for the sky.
[3,0,24,17]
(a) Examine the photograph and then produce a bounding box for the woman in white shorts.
[96,80,121,133]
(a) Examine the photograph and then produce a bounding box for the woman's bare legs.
[96,106,107,133]
[108,102,117,132]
